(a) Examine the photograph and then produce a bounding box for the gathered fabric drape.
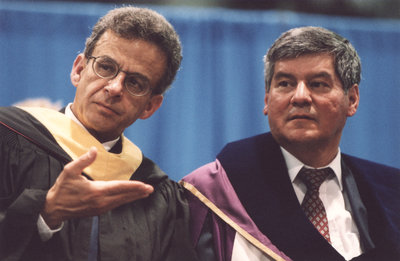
[1,2,399,180]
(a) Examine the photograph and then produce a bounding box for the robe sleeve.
[0,124,64,260]
[88,156,200,261]
[195,213,218,261]
[144,178,200,261]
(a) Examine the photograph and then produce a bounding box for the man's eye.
[98,62,115,73]
[310,81,329,88]
[126,77,147,93]
[126,78,139,88]
[278,81,290,87]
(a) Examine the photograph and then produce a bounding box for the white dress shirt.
[37,103,119,241]
[280,147,363,260]
[231,232,276,261]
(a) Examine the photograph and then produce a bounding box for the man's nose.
[291,81,312,106]
[104,73,124,96]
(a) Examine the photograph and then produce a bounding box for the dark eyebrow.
[273,72,296,81]
[274,71,334,81]
[311,72,333,80]
[98,55,115,63]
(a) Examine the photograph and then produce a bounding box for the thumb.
[64,147,98,176]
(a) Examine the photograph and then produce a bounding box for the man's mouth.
[288,114,315,121]
[96,102,120,115]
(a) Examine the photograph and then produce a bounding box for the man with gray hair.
[182,26,400,261]
[0,6,198,261]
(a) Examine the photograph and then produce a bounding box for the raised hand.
[41,147,154,229]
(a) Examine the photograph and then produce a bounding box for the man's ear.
[263,91,269,115]
[139,95,164,120]
[346,84,359,117]
[70,54,86,87]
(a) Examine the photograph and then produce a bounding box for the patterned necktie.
[298,167,332,243]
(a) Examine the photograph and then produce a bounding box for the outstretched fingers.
[42,147,155,228]
[92,180,154,210]
[41,147,98,228]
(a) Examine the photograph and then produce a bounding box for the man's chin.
[272,130,320,146]
[85,122,121,142]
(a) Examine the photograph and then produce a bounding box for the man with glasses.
[0,6,198,261]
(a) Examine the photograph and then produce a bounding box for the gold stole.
[20,107,142,181]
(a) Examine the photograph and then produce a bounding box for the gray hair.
[84,6,182,95]
[263,26,361,92]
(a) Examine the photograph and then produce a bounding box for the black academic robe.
[0,106,198,261]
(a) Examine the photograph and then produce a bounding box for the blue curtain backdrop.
[1,1,399,181]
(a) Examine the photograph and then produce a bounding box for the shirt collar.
[65,103,119,151]
[280,146,343,190]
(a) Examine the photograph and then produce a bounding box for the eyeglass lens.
[92,56,150,96]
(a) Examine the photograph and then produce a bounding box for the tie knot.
[298,167,332,191]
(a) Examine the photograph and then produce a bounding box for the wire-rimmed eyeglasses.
[88,55,152,97]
